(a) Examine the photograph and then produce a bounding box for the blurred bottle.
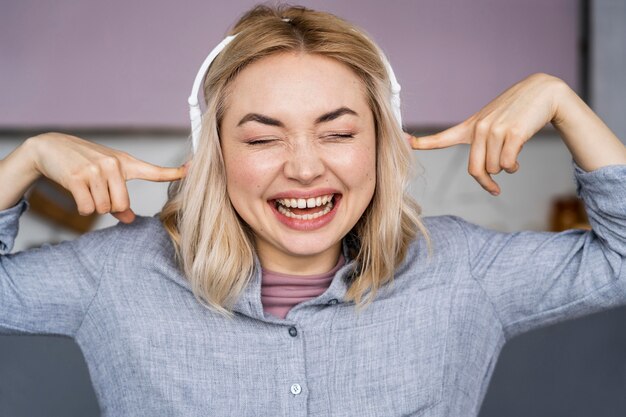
[549,195,590,232]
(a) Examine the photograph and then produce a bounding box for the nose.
[283,137,325,184]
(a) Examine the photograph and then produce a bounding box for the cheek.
[227,163,257,189]
[331,143,377,190]
[224,152,278,204]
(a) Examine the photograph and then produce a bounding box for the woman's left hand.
[406,72,626,196]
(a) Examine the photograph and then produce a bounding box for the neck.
[255,240,342,276]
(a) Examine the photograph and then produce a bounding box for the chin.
[275,233,343,257]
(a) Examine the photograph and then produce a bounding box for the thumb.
[112,208,136,224]
[407,123,469,150]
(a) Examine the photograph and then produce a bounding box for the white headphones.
[188,27,402,153]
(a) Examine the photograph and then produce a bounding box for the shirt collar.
[231,237,360,321]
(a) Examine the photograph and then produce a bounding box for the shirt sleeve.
[0,198,118,337]
[455,161,626,341]
[0,198,29,255]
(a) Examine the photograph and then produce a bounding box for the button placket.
[284,323,306,411]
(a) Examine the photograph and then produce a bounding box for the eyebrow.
[236,106,358,127]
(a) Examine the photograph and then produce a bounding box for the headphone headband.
[188,31,402,153]
[188,34,238,153]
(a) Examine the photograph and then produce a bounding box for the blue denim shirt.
[1,162,625,416]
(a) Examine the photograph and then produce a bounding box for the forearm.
[552,80,626,171]
[0,137,41,210]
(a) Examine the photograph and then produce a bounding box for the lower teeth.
[277,200,334,220]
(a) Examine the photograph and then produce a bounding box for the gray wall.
[591,0,626,145]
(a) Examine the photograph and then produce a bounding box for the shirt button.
[288,326,298,337]
[328,298,339,305]
[290,383,302,395]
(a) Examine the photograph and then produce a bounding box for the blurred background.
[0,0,625,416]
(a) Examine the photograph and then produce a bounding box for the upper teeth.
[276,194,333,208]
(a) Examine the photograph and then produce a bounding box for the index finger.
[406,122,470,150]
[124,158,188,182]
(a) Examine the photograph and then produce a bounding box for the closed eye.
[246,138,276,145]
[325,133,355,139]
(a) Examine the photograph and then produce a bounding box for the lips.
[268,193,342,231]
[275,194,335,220]
[275,194,334,210]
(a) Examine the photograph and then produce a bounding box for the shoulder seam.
[73,224,122,337]
[451,216,507,340]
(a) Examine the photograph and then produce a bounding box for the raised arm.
[0,132,187,336]
[407,73,626,194]
[408,73,626,340]
[0,132,188,221]
[0,201,118,336]
[452,160,626,340]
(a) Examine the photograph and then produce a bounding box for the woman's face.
[220,52,376,274]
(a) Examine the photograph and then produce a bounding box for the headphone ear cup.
[189,105,202,153]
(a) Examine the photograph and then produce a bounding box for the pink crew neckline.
[261,254,346,319]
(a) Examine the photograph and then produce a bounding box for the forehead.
[223,52,369,122]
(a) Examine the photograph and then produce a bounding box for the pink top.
[261,255,346,319]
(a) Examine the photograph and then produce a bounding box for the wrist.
[548,78,626,170]
[0,135,43,210]
[13,135,44,183]
[21,133,47,177]
[549,76,577,128]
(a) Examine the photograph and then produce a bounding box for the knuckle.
[486,165,501,175]
[501,158,515,170]
[86,164,102,177]
[100,156,121,171]
[500,148,516,163]
[111,199,130,213]
[474,120,490,137]
[490,124,506,138]
[78,205,94,216]
[468,164,481,178]
[94,199,112,213]
[503,156,520,172]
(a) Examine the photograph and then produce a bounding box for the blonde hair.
[160,4,429,318]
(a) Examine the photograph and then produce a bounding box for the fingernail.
[491,190,500,196]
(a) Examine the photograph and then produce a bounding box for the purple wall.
[0,0,579,130]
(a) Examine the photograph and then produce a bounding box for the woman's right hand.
[7,132,188,224]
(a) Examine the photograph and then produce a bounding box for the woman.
[1,4,625,416]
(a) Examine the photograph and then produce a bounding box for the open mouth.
[272,193,339,220]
